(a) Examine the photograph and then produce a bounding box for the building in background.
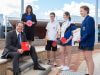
[0,14,4,38]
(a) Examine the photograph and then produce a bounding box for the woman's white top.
[60,20,72,38]
[46,20,60,40]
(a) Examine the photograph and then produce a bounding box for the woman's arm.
[21,14,27,25]
[66,36,73,43]
[32,14,37,25]
[81,17,95,42]
[57,23,61,38]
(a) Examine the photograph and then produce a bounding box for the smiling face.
[16,23,24,33]
[27,7,32,13]
[80,6,89,17]
[63,13,69,20]
[49,12,55,22]
[26,5,33,14]
[80,8,88,17]
[50,14,55,21]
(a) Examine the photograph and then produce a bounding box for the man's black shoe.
[34,64,46,70]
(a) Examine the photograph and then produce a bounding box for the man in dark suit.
[1,22,45,75]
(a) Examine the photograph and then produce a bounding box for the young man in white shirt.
[45,12,60,66]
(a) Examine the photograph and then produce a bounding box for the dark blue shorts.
[79,46,94,51]
[45,40,57,51]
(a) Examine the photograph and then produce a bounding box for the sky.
[0,0,100,20]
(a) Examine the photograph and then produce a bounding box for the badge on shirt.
[82,27,85,31]
[53,27,56,30]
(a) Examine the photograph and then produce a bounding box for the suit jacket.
[80,15,95,47]
[1,30,27,58]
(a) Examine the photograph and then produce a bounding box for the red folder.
[52,41,57,47]
[60,37,67,44]
[21,42,30,51]
[26,20,32,27]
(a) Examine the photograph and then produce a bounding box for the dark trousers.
[7,46,38,73]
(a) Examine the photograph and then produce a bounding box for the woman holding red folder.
[58,12,77,71]
[21,5,37,45]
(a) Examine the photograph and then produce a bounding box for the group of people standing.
[1,5,95,75]
[45,5,95,75]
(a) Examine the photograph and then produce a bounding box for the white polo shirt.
[46,20,60,41]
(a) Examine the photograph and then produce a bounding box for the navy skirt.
[79,45,94,51]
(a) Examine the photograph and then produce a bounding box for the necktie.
[18,33,22,44]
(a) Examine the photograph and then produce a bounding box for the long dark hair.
[64,12,71,21]
[25,5,33,14]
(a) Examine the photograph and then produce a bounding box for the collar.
[84,15,89,20]
[83,15,89,22]
[16,30,21,36]
[63,20,71,24]
[50,20,55,23]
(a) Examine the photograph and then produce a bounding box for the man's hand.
[17,49,24,54]
[28,44,31,49]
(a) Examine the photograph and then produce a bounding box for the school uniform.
[45,20,60,51]
[64,23,77,46]
[79,15,95,51]
[60,20,77,46]
[60,20,71,38]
